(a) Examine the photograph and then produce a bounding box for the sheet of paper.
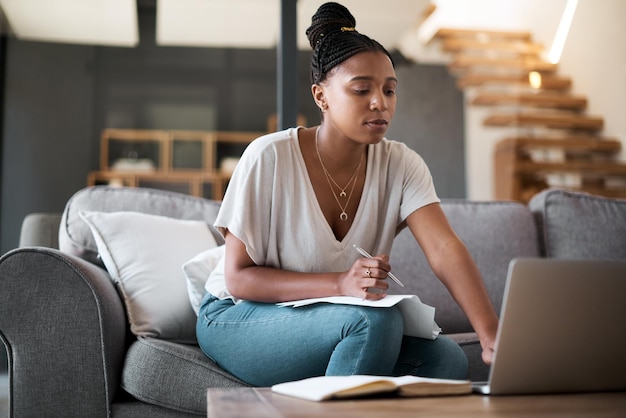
[278,294,441,340]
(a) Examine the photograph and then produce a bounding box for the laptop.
[473,258,626,395]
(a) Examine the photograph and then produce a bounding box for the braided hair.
[306,2,394,84]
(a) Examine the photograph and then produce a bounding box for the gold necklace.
[315,127,364,221]
[316,132,363,198]
[315,128,363,197]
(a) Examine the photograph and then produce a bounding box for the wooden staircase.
[434,28,626,202]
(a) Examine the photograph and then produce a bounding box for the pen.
[353,244,405,287]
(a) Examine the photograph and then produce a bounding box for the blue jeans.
[196,294,468,387]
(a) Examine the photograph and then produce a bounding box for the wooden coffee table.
[207,387,626,417]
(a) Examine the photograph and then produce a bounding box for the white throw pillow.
[182,245,225,314]
[79,210,217,343]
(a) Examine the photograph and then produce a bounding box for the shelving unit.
[88,129,264,200]
[494,136,625,202]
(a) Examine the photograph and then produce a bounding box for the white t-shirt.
[205,127,439,301]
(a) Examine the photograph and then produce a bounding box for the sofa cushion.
[529,189,626,259]
[183,245,226,315]
[19,212,63,248]
[390,200,540,334]
[122,337,248,414]
[80,210,217,343]
[59,186,223,266]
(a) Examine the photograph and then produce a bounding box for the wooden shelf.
[89,129,264,200]
[449,55,558,72]
[88,170,230,200]
[457,73,572,90]
[484,112,604,130]
[496,136,622,154]
[472,92,587,110]
[570,187,626,199]
[441,38,544,55]
[435,28,532,41]
[100,129,170,171]
[494,137,626,202]
[513,160,626,176]
[169,130,213,171]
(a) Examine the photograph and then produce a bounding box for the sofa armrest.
[0,247,127,417]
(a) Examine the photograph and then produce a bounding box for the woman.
[196,2,498,387]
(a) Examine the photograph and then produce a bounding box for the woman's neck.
[315,126,366,173]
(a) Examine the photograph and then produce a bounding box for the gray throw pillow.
[529,189,626,259]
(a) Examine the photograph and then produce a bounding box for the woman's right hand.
[339,255,391,300]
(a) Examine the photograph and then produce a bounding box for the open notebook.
[272,375,471,401]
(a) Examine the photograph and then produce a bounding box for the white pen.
[353,244,405,287]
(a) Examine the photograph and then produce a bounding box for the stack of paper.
[277,294,441,340]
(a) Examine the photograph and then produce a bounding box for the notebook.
[473,258,626,395]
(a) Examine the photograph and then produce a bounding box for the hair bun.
[306,2,357,49]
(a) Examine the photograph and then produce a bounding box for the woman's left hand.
[482,344,495,365]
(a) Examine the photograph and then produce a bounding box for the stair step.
[450,55,558,72]
[438,26,624,202]
[484,113,604,130]
[442,38,544,55]
[515,160,626,176]
[435,28,532,41]
[472,92,587,110]
[572,187,626,200]
[496,136,622,154]
[457,73,571,90]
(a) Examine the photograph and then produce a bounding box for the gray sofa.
[1,186,625,417]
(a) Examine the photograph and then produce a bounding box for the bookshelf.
[88,129,264,200]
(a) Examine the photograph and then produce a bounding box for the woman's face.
[314,51,397,145]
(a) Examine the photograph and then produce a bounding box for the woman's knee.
[327,306,404,376]
[394,334,468,379]
[343,306,404,340]
[435,335,468,379]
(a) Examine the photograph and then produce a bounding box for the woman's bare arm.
[223,230,391,303]
[406,203,499,364]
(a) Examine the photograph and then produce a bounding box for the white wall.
[401,0,626,200]
[417,0,568,48]
[559,0,626,161]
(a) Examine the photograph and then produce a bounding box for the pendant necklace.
[315,127,364,221]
